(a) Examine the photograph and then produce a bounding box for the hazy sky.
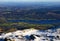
[0,0,60,2]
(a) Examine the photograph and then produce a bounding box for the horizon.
[0,0,60,2]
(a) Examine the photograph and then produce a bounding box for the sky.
[0,0,60,2]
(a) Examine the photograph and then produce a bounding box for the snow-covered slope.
[0,28,60,41]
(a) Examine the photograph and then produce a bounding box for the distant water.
[7,19,60,30]
[7,19,60,24]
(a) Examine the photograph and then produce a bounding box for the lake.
[7,19,60,24]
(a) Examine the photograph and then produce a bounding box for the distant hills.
[0,5,60,20]
[0,2,60,32]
